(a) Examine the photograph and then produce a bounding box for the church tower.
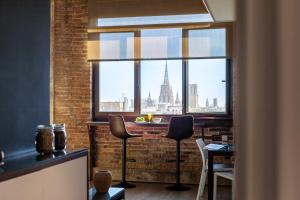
[159,61,174,104]
[175,91,181,105]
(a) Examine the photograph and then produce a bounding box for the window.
[99,32,134,59]
[141,28,182,58]
[187,59,227,113]
[141,60,182,115]
[92,26,231,119]
[188,28,226,57]
[99,61,135,112]
[186,28,228,114]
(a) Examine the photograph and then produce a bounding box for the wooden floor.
[123,182,232,200]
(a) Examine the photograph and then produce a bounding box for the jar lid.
[0,150,4,159]
[37,125,53,130]
[53,124,65,130]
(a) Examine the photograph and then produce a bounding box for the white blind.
[88,0,208,27]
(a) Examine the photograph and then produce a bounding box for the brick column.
[52,0,90,149]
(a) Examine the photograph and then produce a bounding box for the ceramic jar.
[93,170,112,193]
[35,125,54,154]
[53,124,67,151]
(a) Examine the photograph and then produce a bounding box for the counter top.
[0,149,88,183]
[87,117,232,128]
[87,121,206,127]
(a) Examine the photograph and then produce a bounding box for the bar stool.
[108,115,143,188]
[165,115,194,191]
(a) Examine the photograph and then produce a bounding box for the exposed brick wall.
[52,0,233,184]
[93,125,233,184]
[52,0,90,150]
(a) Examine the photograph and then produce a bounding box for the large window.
[92,26,231,119]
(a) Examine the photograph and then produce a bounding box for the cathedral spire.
[159,61,174,104]
[163,61,169,85]
[175,91,181,104]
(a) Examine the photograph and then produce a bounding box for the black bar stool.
[108,115,142,188]
[165,115,194,191]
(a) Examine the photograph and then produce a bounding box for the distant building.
[175,91,181,105]
[159,62,174,104]
[206,98,210,107]
[100,102,123,112]
[145,91,155,107]
[189,84,198,108]
[213,98,218,107]
[123,97,128,111]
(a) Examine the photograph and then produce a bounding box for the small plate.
[134,121,146,124]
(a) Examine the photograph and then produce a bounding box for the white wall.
[0,156,87,200]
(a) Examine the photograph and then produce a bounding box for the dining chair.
[108,115,143,188]
[195,138,233,199]
[214,171,235,200]
[165,115,194,191]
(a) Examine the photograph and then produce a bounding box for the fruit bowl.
[152,118,162,124]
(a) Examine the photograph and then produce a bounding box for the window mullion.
[182,29,188,115]
[134,31,141,115]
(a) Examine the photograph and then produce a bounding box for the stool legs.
[113,139,136,188]
[166,140,190,191]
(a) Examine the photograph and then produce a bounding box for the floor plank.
[123,182,232,200]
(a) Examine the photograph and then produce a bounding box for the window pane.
[141,28,182,58]
[188,29,226,57]
[100,32,134,59]
[141,60,182,114]
[187,59,226,113]
[99,61,134,112]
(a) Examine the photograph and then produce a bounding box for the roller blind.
[88,0,208,27]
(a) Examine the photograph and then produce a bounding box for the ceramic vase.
[93,170,112,193]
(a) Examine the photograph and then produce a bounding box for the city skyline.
[99,60,226,113]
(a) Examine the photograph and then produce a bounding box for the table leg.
[88,125,97,180]
[208,151,214,200]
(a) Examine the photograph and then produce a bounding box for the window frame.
[92,23,233,121]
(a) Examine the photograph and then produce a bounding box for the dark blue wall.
[0,0,50,157]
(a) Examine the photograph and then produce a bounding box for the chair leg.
[113,139,136,188]
[232,180,235,200]
[166,140,190,191]
[196,169,207,199]
[213,174,218,200]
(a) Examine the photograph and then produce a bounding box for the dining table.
[205,144,234,200]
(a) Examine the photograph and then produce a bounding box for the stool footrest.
[166,183,190,191]
[112,181,136,188]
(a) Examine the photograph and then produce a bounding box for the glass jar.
[0,149,4,164]
[35,125,54,154]
[53,124,67,151]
